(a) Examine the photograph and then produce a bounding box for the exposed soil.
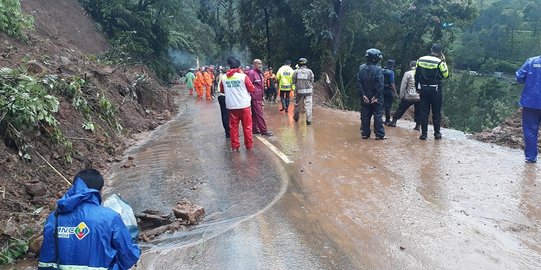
[472,109,532,151]
[0,0,177,261]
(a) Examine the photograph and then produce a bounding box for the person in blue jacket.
[358,48,386,140]
[38,169,141,270]
[516,55,541,163]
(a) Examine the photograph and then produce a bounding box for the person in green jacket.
[276,60,295,113]
[185,68,196,96]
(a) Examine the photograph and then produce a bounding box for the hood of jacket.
[226,68,242,78]
[56,178,102,214]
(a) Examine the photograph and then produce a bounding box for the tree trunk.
[264,7,271,67]
[319,0,347,109]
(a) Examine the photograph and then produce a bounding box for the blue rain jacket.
[516,55,541,109]
[38,179,140,270]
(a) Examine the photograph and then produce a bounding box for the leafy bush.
[443,73,518,133]
[0,238,28,265]
[0,68,70,160]
[480,58,520,73]
[0,0,34,39]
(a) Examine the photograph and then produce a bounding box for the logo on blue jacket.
[57,222,90,240]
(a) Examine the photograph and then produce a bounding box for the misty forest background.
[40,0,541,132]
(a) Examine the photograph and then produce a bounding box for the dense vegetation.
[75,0,537,132]
[2,0,540,133]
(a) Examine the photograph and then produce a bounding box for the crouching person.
[38,168,141,270]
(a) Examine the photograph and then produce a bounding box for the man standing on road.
[276,60,295,113]
[216,68,230,138]
[38,168,140,270]
[185,68,195,96]
[516,54,541,163]
[415,43,449,140]
[220,57,255,151]
[388,60,421,131]
[204,67,214,101]
[264,67,278,103]
[247,59,274,136]
[358,48,386,140]
[194,68,205,99]
[382,60,398,125]
[292,58,315,125]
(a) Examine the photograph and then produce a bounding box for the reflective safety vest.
[222,72,252,109]
[415,55,449,86]
[276,65,294,91]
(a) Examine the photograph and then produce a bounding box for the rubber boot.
[413,123,420,131]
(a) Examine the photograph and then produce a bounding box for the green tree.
[0,0,34,40]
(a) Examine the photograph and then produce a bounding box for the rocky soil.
[0,0,177,262]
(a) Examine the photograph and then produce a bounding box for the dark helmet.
[365,48,383,63]
[298,58,308,65]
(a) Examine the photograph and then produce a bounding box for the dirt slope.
[20,0,109,54]
[0,0,177,263]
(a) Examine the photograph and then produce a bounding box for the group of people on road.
[184,66,217,100]
[358,44,449,141]
[216,57,314,151]
[357,42,541,164]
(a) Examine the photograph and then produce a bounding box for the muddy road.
[105,94,541,270]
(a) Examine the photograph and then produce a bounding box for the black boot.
[388,118,397,127]
[413,123,420,131]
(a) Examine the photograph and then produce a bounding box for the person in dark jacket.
[415,43,449,140]
[382,60,398,125]
[38,169,140,270]
[358,48,386,140]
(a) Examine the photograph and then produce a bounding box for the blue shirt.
[516,55,541,109]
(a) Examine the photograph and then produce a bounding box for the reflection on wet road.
[107,95,541,270]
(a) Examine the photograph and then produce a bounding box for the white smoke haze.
[217,45,252,68]
[168,49,197,69]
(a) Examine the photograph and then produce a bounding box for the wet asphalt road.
[105,92,541,270]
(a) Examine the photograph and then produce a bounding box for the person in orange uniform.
[194,68,205,98]
[203,67,214,100]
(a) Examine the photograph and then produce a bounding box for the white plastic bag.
[103,194,139,241]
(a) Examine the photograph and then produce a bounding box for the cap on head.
[284,60,291,65]
[386,59,396,68]
[74,168,104,191]
[227,57,241,69]
[298,58,307,65]
[409,60,417,68]
[431,43,443,54]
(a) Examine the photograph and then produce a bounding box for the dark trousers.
[393,99,420,123]
[266,88,277,101]
[360,102,385,138]
[218,95,230,137]
[383,93,394,122]
[280,91,291,110]
[419,85,442,136]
